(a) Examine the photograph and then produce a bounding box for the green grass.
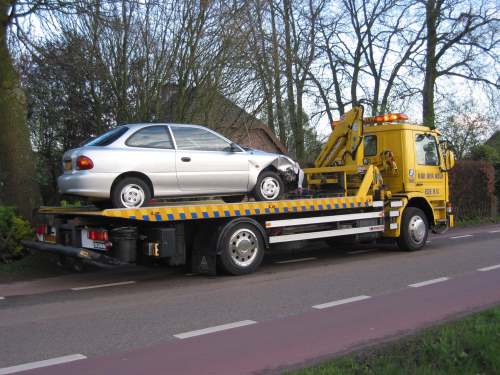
[455,215,500,227]
[0,252,66,283]
[290,306,500,375]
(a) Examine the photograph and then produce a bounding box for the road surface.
[1,224,500,374]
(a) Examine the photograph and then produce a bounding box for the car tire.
[111,177,151,208]
[397,207,429,251]
[221,195,245,203]
[253,171,284,201]
[218,222,265,275]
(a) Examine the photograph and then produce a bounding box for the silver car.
[58,124,301,208]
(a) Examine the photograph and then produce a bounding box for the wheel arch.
[406,197,434,227]
[110,171,154,197]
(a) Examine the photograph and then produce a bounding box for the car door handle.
[181,157,191,162]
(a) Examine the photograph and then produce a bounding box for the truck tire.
[111,177,151,208]
[218,222,265,275]
[397,207,428,251]
[253,171,284,201]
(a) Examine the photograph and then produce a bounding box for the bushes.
[0,206,34,262]
[449,161,497,220]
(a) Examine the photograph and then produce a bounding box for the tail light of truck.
[36,224,56,243]
[87,230,108,241]
[76,156,94,170]
[36,224,48,235]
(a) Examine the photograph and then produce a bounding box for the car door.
[169,125,249,193]
[124,125,178,196]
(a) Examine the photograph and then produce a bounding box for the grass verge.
[0,252,67,283]
[290,306,500,375]
[455,215,500,227]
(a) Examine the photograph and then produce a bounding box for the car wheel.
[221,195,245,203]
[111,177,151,208]
[218,223,264,275]
[397,207,429,251]
[253,171,284,201]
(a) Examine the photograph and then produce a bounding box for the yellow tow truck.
[24,106,455,275]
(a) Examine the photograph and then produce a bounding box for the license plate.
[93,241,107,250]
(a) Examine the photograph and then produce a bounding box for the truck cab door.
[412,133,445,200]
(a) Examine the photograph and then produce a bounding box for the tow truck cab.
[363,122,455,236]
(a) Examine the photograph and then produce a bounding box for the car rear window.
[126,126,174,149]
[84,127,129,147]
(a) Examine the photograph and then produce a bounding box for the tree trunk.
[0,15,40,220]
[422,0,438,129]
[270,1,286,144]
[283,0,300,159]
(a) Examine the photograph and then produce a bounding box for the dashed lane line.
[489,230,500,233]
[449,234,473,239]
[478,264,500,272]
[174,320,257,339]
[71,281,136,291]
[275,257,317,264]
[0,354,86,375]
[409,277,449,288]
[312,295,371,310]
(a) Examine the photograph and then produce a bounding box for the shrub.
[0,206,34,262]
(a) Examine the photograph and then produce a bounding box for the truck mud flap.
[21,240,124,268]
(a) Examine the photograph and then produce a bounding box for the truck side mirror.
[445,149,455,170]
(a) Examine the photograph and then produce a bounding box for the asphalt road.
[1,223,500,374]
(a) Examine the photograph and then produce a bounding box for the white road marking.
[275,257,317,264]
[0,297,4,300]
[409,277,449,288]
[174,320,257,339]
[426,240,431,243]
[312,295,371,310]
[489,230,500,233]
[478,264,500,272]
[0,354,86,375]
[71,281,136,291]
[347,249,376,255]
[449,234,472,239]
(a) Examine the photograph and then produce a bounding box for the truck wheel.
[219,223,264,275]
[397,207,428,251]
[253,171,284,201]
[111,177,151,208]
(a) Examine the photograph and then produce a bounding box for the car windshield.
[84,127,129,147]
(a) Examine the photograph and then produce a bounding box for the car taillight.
[76,156,94,170]
[88,230,108,241]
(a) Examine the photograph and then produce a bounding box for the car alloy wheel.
[120,184,146,208]
[260,176,281,200]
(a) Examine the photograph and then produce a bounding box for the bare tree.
[421,0,499,128]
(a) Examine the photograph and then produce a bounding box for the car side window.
[126,126,174,149]
[363,135,377,157]
[415,134,439,166]
[171,126,231,151]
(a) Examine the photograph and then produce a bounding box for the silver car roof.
[120,123,205,129]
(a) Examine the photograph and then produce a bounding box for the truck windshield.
[84,127,129,147]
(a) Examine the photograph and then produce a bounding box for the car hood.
[244,148,301,174]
